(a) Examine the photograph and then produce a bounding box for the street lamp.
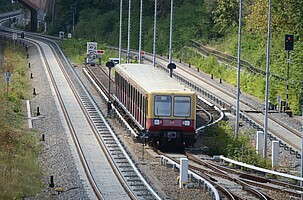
[106,61,115,116]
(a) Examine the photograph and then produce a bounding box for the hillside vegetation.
[43,0,303,113]
[0,41,42,199]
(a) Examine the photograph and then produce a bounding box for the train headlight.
[154,119,163,125]
[182,120,190,126]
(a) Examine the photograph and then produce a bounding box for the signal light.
[285,34,294,51]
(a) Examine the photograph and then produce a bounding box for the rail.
[160,155,220,200]
[219,155,303,182]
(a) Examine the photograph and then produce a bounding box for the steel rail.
[26,38,105,199]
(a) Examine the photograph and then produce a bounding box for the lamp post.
[263,0,272,159]
[235,0,242,139]
[106,61,115,116]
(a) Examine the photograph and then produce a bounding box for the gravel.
[27,42,89,199]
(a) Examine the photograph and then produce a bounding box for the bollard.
[37,107,40,116]
[42,134,45,141]
[28,63,30,68]
[219,78,222,84]
[33,88,37,95]
[189,63,191,68]
[167,55,169,59]
[30,73,33,79]
[272,141,279,168]
[49,176,54,188]
[211,74,213,79]
[197,68,199,72]
[180,58,182,63]
[256,131,264,154]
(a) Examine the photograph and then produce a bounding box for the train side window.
[154,95,171,116]
[173,96,191,117]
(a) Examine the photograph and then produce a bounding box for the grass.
[0,41,42,199]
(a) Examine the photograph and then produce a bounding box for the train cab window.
[174,96,191,117]
[154,95,171,116]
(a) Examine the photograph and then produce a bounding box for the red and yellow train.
[114,64,196,147]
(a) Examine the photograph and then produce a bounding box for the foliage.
[198,122,271,168]
[212,0,239,33]
[200,122,271,168]
[0,42,42,199]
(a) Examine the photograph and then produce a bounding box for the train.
[113,63,196,148]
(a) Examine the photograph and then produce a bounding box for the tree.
[212,0,239,33]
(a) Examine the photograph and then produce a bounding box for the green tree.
[212,0,239,33]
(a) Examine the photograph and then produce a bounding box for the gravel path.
[27,42,89,199]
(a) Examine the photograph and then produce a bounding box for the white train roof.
[115,64,194,94]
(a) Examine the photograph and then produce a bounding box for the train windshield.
[154,95,171,116]
[174,96,191,117]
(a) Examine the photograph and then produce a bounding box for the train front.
[146,91,196,148]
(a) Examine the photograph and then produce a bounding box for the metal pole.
[235,0,242,139]
[168,0,173,77]
[152,0,157,67]
[108,68,111,100]
[286,50,290,110]
[263,0,272,159]
[119,0,123,64]
[138,0,143,64]
[127,0,131,63]
[301,99,303,200]
[72,4,75,37]
[301,98,303,200]
[108,67,112,116]
[6,82,8,106]
[142,139,145,161]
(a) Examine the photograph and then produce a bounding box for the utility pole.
[168,0,174,78]
[119,0,123,64]
[72,4,76,37]
[138,0,143,64]
[127,0,131,63]
[235,0,242,139]
[152,0,157,67]
[263,0,272,159]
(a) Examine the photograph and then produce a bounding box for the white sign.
[12,33,17,40]
[87,42,97,54]
[68,33,72,38]
[5,71,11,83]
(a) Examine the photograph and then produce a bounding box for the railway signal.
[167,63,176,78]
[284,34,294,111]
[285,34,294,51]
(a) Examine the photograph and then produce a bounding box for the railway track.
[186,152,303,199]
[190,40,303,86]
[0,18,162,200]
